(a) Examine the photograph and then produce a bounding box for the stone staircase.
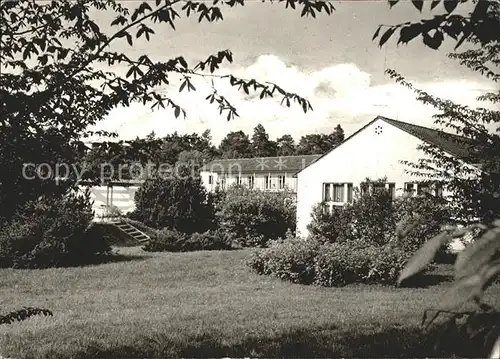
[111,221,151,245]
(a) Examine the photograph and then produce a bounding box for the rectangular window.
[278,175,286,189]
[265,175,270,190]
[220,177,226,190]
[332,184,344,202]
[208,175,213,185]
[236,176,242,185]
[347,183,353,203]
[248,175,254,189]
[388,183,396,198]
[323,183,331,201]
[360,182,369,196]
[404,182,416,195]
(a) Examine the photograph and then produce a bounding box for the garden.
[3,174,498,358]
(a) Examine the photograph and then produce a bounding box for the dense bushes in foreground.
[0,191,111,268]
[217,186,296,247]
[142,228,233,252]
[246,237,411,286]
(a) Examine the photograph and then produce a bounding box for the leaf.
[174,106,180,118]
[411,0,424,12]
[372,26,381,41]
[490,335,500,359]
[455,227,500,280]
[379,27,396,47]
[437,273,484,311]
[399,24,422,44]
[388,0,399,8]
[126,33,133,46]
[179,79,187,92]
[430,0,441,10]
[397,232,450,286]
[444,0,458,13]
[480,259,500,291]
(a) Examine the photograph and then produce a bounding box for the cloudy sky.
[90,1,497,144]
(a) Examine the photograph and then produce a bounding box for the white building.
[200,155,321,193]
[295,116,482,237]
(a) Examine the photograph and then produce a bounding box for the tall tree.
[276,134,296,156]
[0,0,332,223]
[296,126,344,155]
[374,0,500,225]
[219,131,253,158]
[251,124,278,157]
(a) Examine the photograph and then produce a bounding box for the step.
[112,221,151,244]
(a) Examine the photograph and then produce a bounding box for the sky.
[89,0,498,144]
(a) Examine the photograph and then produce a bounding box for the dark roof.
[296,116,485,175]
[382,117,477,160]
[202,155,322,174]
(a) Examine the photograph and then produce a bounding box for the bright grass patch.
[0,247,499,358]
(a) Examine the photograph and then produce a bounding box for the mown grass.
[0,247,498,358]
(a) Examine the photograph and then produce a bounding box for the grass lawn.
[0,247,499,358]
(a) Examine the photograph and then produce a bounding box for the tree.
[296,126,344,155]
[251,124,278,157]
[375,1,500,357]
[276,134,296,156]
[219,130,253,158]
[373,0,500,225]
[131,176,216,234]
[1,0,333,223]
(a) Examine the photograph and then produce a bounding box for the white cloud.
[91,54,497,144]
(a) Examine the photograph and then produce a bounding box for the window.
[208,175,213,185]
[323,183,353,203]
[236,176,242,185]
[278,175,286,189]
[360,182,369,196]
[323,183,331,201]
[347,183,353,203]
[248,175,254,189]
[372,182,386,193]
[388,183,396,198]
[264,175,270,190]
[404,182,416,195]
[332,184,344,202]
[418,182,444,197]
[220,177,226,189]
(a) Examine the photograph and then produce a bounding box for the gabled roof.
[201,154,322,174]
[382,117,477,160]
[296,115,482,175]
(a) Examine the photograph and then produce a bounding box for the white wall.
[296,118,442,237]
[81,185,139,219]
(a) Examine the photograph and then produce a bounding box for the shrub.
[143,229,232,252]
[307,203,350,244]
[307,185,396,246]
[0,190,110,268]
[314,243,409,286]
[246,237,319,284]
[393,194,453,254]
[246,236,410,287]
[217,186,296,247]
[142,229,188,252]
[130,176,216,234]
[183,230,233,251]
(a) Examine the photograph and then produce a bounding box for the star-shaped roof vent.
[375,125,383,135]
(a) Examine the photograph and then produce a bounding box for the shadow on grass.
[2,253,149,270]
[399,273,453,288]
[51,323,491,359]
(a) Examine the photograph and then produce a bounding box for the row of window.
[208,175,287,190]
[322,181,443,203]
